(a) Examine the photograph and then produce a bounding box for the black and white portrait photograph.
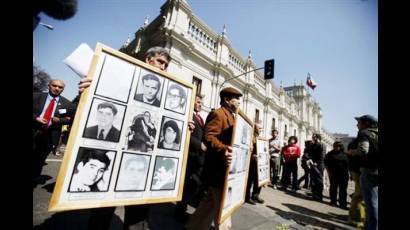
[68,147,116,192]
[229,147,246,174]
[164,81,188,114]
[235,147,248,173]
[233,115,253,147]
[126,110,159,153]
[151,156,178,190]
[95,54,136,103]
[240,125,251,145]
[115,153,151,191]
[157,116,184,151]
[83,98,126,143]
[134,70,165,108]
[257,139,270,186]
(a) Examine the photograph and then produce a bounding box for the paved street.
[34,154,356,230]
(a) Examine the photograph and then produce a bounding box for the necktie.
[98,129,105,140]
[196,112,204,128]
[42,98,56,127]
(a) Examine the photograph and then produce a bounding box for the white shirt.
[269,138,282,157]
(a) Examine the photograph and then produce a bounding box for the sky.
[33,0,378,137]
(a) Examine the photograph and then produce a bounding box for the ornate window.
[192,76,202,96]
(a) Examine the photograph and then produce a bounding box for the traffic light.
[264,59,274,80]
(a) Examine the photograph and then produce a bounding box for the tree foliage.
[33,65,51,92]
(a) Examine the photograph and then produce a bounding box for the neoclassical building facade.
[120,0,334,151]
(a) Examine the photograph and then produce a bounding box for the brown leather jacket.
[201,106,235,188]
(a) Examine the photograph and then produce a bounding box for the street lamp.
[39,22,54,30]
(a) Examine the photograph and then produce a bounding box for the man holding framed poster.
[50,46,195,229]
[186,87,243,230]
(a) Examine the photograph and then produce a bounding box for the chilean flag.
[306,72,317,90]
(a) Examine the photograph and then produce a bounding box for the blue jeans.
[360,172,378,230]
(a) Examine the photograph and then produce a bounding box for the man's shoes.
[291,186,300,192]
[279,186,287,191]
[312,196,323,202]
[272,185,277,189]
[339,205,349,210]
[252,195,264,204]
[329,202,337,207]
[245,198,256,205]
[175,211,190,223]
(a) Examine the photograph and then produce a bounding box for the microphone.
[38,0,78,20]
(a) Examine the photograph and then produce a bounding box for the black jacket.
[33,92,75,146]
[83,125,120,142]
[187,113,206,178]
[306,142,326,167]
[356,128,378,172]
[324,150,349,177]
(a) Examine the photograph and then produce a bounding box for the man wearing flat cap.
[348,114,378,230]
[186,87,242,230]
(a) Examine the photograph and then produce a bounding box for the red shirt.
[281,144,301,163]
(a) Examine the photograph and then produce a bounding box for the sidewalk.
[34,156,356,230]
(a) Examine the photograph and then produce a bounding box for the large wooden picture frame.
[256,138,270,187]
[217,109,254,224]
[49,43,196,212]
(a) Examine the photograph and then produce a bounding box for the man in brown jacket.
[186,87,242,230]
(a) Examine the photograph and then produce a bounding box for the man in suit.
[83,101,120,142]
[33,79,75,183]
[245,122,265,205]
[134,73,162,107]
[175,94,207,220]
[186,87,242,230]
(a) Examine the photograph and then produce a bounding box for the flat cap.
[354,114,378,126]
[220,87,243,97]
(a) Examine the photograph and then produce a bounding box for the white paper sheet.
[64,43,94,78]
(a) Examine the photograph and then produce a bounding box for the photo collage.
[220,112,253,222]
[66,52,191,198]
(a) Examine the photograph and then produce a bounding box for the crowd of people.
[262,117,378,230]
[33,46,378,230]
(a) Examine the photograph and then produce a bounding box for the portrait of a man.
[127,111,157,152]
[115,153,150,191]
[235,148,248,173]
[151,157,178,190]
[241,125,250,145]
[164,82,187,114]
[157,117,183,151]
[83,101,122,142]
[134,73,163,107]
[69,148,113,192]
